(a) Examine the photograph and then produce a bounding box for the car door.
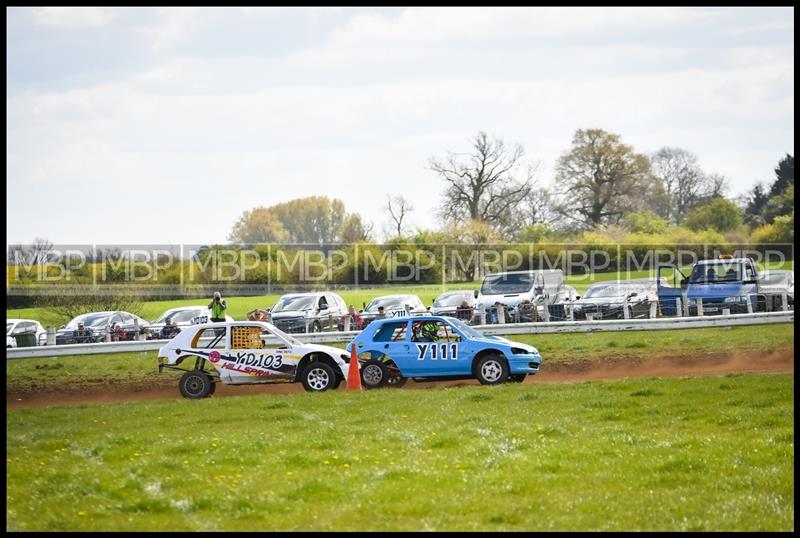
[222,324,295,383]
[408,319,470,376]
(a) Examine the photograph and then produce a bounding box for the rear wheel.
[361,359,389,389]
[475,354,510,385]
[301,361,336,392]
[179,371,214,399]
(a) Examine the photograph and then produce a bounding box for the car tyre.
[360,358,390,389]
[179,371,214,399]
[509,373,527,383]
[475,354,510,385]
[310,321,322,333]
[387,375,408,388]
[302,361,336,392]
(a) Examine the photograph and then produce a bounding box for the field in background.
[7,373,794,531]
[7,324,794,392]
[6,260,794,328]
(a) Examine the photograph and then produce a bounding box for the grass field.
[7,260,793,327]
[6,373,794,531]
[6,324,794,392]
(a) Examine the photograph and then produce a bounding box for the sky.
[6,6,794,245]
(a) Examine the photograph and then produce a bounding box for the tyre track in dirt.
[7,348,794,410]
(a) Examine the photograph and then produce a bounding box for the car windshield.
[6,322,14,335]
[66,313,113,329]
[433,293,470,308]
[688,262,743,284]
[759,273,789,286]
[480,274,535,295]
[272,296,316,313]
[155,309,201,324]
[364,297,409,312]
[582,283,643,299]
[446,317,484,339]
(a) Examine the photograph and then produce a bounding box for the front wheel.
[310,320,322,333]
[360,359,389,389]
[301,361,336,392]
[179,371,214,399]
[475,354,510,385]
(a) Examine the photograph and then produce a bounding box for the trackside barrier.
[5,311,793,360]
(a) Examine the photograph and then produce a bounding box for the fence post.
[746,296,754,314]
[46,327,56,346]
[343,315,351,332]
[682,297,690,317]
[722,308,731,316]
[623,299,630,320]
[542,304,550,322]
[567,299,574,322]
[496,304,506,324]
[328,314,334,331]
[675,297,682,317]
[781,293,788,312]
[649,301,657,319]
[479,309,487,325]
[105,329,112,342]
[697,298,704,317]
[586,313,594,322]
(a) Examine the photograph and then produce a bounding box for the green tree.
[621,211,669,234]
[228,208,289,243]
[683,197,743,233]
[554,128,651,228]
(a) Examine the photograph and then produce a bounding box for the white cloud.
[31,7,117,29]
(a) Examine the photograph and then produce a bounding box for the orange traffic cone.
[347,345,362,391]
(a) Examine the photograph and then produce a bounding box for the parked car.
[346,315,542,388]
[157,321,351,398]
[757,270,794,310]
[572,278,664,320]
[146,306,234,340]
[268,292,348,333]
[429,290,476,319]
[55,311,149,344]
[657,256,762,315]
[6,319,46,348]
[474,270,577,323]
[359,294,427,325]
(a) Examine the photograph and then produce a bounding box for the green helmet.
[421,321,438,341]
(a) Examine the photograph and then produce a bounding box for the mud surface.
[7,348,794,410]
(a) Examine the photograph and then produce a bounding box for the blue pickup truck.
[656,256,763,316]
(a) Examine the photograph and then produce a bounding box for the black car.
[55,311,150,345]
[572,280,661,320]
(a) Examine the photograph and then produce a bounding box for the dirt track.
[7,348,794,410]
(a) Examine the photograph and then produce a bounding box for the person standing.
[208,291,228,323]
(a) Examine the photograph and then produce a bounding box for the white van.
[474,270,576,321]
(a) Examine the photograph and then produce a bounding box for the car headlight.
[511,347,530,355]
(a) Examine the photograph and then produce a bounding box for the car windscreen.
[155,309,201,324]
[364,297,407,312]
[480,274,535,295]
[582,283,642,299]
[688,263,742,284]
[759,273,789,286]
[67,313,113,329]
[446,317,484,339]
[272,296,316,313]
[433,293,470,308]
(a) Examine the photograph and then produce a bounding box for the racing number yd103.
[416,343,458,361]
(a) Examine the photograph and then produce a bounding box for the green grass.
[6,324,793,393]
[6,373,794,531]
[7,259,793,327]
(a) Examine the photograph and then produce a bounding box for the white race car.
[157,321,351,398]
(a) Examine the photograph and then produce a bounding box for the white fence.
[5,310,793,360]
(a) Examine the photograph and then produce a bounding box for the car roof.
[436,290,472,296]
[484,269,562,277]
[368,294,420,300]
[696,258,751,265]
[366,314,452,326]
[161,305,206,313]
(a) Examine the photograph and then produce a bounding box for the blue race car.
[345,315,542,388]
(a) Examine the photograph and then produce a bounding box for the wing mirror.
[473,290,479,299]
[574,295,581,300]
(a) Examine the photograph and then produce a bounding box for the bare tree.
[429,131,537,232]
[520,183,558,227]
[386,195,414,238]
[554,129,651,228]
[26,238,55,265]
[650,148,726,224]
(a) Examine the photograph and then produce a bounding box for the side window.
[110,313,123,324]
[373,321,408,342]
[746,264,756,280]
[193,327,227,349]
[411,320,462,343]
[318,295,328,309]
[231,326,265,350]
